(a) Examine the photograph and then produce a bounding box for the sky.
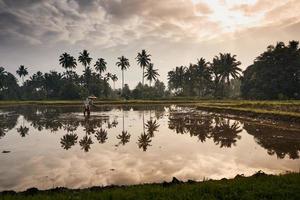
[0,0,300,88]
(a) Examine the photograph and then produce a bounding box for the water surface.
[0,105,299,191]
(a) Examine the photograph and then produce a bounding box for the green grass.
[1,173,300,200]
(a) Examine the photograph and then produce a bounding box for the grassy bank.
[1,172,300,200]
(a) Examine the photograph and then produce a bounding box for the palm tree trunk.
[122,70,124,94]
[113,81,115,90]
[142,66,144,85]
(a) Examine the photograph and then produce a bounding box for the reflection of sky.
[0,107,299,191]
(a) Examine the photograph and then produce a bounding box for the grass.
[1,172,300,200]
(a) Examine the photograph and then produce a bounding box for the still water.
[0,105,299,191]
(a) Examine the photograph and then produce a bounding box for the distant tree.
[0,67,19,99]
[168,66,186,94]
[94,58,107,77]
[16,65,28,85]
[78,50,92,70]
[136,50,151,85]
[144,63,159,87]
[111,74,118,90]
[116,56,130,93]
[241,41,300,99]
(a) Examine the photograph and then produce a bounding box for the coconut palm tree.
[136,50,151,85]
[59,53,77,78]
[116,56,130,92]
[144,63,159,86]
[196,58,211,96]
[212,53,242,86]
[16,65,28,85]
[212,53,242,97]
[78,50,92,70]
[111,74,118,90]
[94,58,107,77]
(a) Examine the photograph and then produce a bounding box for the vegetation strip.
[1,172,300,200]
[196,105,300,123]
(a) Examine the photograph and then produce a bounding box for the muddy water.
[0,105,299,191]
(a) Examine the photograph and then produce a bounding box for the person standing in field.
[83,98,91,116]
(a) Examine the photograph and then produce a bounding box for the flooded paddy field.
[0,105,299,191]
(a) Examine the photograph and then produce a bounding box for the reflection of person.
[83,98,91,116]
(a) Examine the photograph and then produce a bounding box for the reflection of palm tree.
[145,119,160,137]
[211,119,242,148]
[137,132,152,151]
[95,128,108,144]
[60,133,78,150]
[17,125,29,137]
[117,131,131,145]
[117,110,131,146]
[79,135,93,152]
[0,128,7,139]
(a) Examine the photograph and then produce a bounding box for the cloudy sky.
[0,0,299,88]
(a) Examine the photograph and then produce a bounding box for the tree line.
[0,40,299,100]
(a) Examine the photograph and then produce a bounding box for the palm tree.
[94,58,107,77]
[196,58,211,96]
[16,65,28,85]
[59,53,77,78]
[144,63,159,86]
[212,53,241,97]
[78,50,92,70]
[136,50,151,85]
[116,56,130,93]
[213,53,242,86]
[111,74,118,90]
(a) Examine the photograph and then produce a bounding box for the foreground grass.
[1,173,300,200]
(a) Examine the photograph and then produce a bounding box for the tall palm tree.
[212,53,241,97]
[16,65,28,85]
[78,50,92,70]
[59,53,77,77]
[144,63,159,86]
[60,133,78,150]
[196,58,211,96]
[214,53,242,86]
[116,56,130,93]
[136,50,151,85]
[94,58,107,77]
[111,74,118,90]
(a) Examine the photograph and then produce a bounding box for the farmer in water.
[83,96,97,116]
[83,98,91,116]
